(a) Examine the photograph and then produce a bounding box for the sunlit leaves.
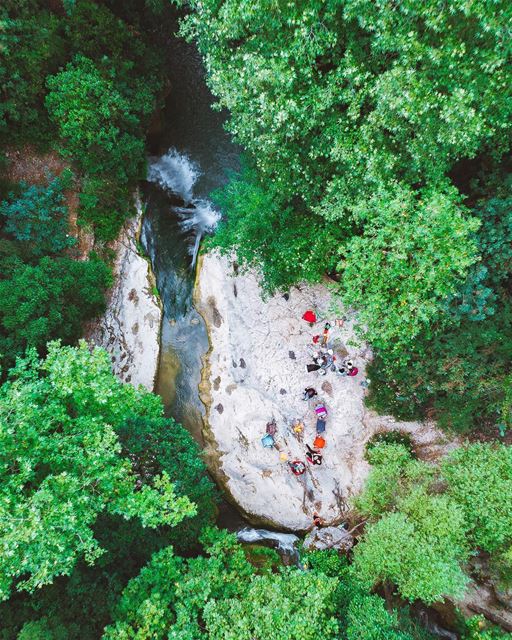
[0,342,194,600]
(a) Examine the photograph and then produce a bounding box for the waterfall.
[147,148,220,266]
[237,527,301,566]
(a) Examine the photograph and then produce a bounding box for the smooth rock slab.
[87,196,162,391]
[196,252,455,531]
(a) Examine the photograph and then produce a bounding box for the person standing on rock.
[321,322,331,347]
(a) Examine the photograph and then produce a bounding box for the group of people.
[260,309,358,528]
[305,341,359,379]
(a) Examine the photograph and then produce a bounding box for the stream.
[142,19,239,444]
[140,17,253,532]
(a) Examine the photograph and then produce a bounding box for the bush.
[366,431,415,457]
[0,172,75,258]
[0,255,112,365]
[79,176,133,242]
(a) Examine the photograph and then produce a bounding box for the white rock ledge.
[196,252,456,531]
[87,197,162,391]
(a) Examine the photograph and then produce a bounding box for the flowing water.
[141,19,239,443]
[237,528,301,566]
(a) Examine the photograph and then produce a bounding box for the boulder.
[195,252,455,531]
[303,526,354,552]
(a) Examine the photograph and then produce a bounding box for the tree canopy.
[352,442,512,603]
[0,342,194,600]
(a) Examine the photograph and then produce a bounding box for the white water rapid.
[147,149,221,266]
[237,528,301,566]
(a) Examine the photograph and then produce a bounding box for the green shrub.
[0,172,75,258]
[79,175,133,242]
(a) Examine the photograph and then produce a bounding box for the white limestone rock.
[87,197,162,391]
[196,252,455,531]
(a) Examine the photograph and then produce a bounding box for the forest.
[0,0,511,638]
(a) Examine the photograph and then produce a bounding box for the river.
[140,15,250,530]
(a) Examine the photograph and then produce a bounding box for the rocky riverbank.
[196,252,456,531]
[86,196,162,391]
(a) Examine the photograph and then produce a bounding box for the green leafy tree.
[0,341,195,601]
[353,444,469,603]
[78,175,132,242]
[353,442,512,602]
[212,166,345,292]
[0,172,75,258]
[339,184,479,356]
[442,444,512,556]
[45,55,150,182]
[204,570,339,640]
[104,528,340,640]
[104,530,435,640]
[305,549,431,640]
[181,0,511,212]
[117,415,220,552]
[366,181,512,433]
[0,255,111,365]
[0,4,66,144]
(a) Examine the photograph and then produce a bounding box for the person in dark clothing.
[306,364,321,373]
[305,444,322,465]
[302,387,318,400]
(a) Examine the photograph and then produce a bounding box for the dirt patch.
[4,147,68,184]
[3,146,94,259]
[207,295,223,327]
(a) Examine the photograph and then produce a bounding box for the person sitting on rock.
[302,387,318,401]
[312,512,324,527]
[306,444,322,465]
[288,460,306,476]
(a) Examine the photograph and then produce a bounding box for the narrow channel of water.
[141,17,239,442]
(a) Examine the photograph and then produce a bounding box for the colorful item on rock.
[302,310,317,323]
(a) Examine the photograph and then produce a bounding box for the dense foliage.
[182,0,512,433]
[0,255,111,367]
[0,172,74,257]
[353,442,512,603]
[0,342,194,601]
[102,528,433,640]
[1,0,166,241]
[0,170,113,369]
[117,415,220,552]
